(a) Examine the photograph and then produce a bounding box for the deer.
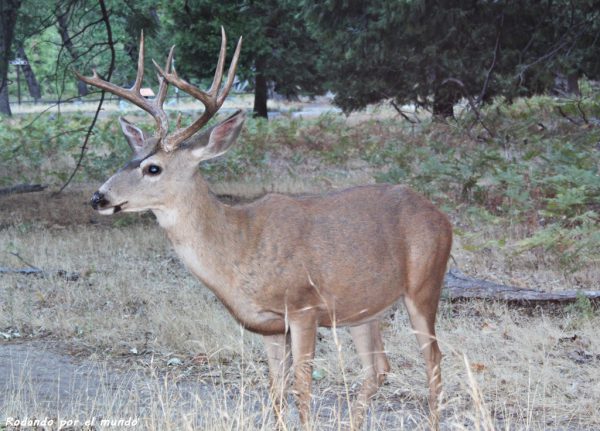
[78,28,452,430]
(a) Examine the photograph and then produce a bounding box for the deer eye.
[144,164,162,176]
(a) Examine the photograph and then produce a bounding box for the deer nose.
[91,191,109,210]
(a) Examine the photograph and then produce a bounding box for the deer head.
[77,28,244,215]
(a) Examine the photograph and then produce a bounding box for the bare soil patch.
[0,186,135,228]
[0,338,428,430]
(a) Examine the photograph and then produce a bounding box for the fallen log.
[444,268,600,304]
[0,183,47,196]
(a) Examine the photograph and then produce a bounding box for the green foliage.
[0,113,129,186]
[8,0,167,102]
[370,92,600,272]
[303,0,600,115]
[517,215,600,272]
[10,0,600,120]
[201,120,272,181]
[162,0,325,112]
[565,292,596,321]
[9,1,326,115]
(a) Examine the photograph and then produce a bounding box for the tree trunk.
[16,46,41,100]
[554,71,581,97]
[432,87,457,118]
[76,80,88,97]
[0,84,11,115]
[0,0,22,115]
[566,72,580,97]
[56,9,88,97]
[253,57,268,118]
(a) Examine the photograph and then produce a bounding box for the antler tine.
[155,45,175,108]
[74,31,169,140]
[132,30,145,93]
[218,36,242,105]
[208,26,228,96]
[155,29,243,151]
[153,57,213,106]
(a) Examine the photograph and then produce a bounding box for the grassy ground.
[1,219,599,430]
[1,94,599,429]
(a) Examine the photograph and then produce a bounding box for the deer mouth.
[98,201,128,215]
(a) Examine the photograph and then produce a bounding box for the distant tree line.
[1,0,599,118]
[305,0,600,117]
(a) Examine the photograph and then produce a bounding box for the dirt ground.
[1,185,599,430]
[0,186,125,228]
[0,339,428,430]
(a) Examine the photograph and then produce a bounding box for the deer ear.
[190,110,245,161]
[119,117,146,154]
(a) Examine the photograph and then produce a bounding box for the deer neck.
[152,174,243,292]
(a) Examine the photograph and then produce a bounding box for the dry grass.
[450,221,600,293]
[1,101,599,429]
[1,202,599,429]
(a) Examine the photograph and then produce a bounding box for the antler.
[153,26,243,152]
[75,31,174,141]
[75,28,241,152]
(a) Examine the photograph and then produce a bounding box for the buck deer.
[79,28,452,430]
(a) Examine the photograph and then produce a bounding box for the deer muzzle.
[91,191,110,211]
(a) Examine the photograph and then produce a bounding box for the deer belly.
[228,306,287,335]
[311,273,405,326]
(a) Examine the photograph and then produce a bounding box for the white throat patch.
[153,208,180,228]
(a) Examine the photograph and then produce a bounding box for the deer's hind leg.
[370,320,391,385]
[348,319,390,429]
[264,333,292,428]
[404,289,443,429]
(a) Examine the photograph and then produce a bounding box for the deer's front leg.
[263,333,292,428]
[289,315,318,428]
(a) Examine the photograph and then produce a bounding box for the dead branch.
[556,105,582,125]
[444,269,600,304]
[389,100,418,124]
[442,77,496,138]
[8,251,40,270]
[0,184,47,196]
[57,0,115,194]
[0,267,43,275]
[478,12,503,104]
[21,94,95,130]
[0,267,79,281]
[576,100,589,125]
[1,252,78,280]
